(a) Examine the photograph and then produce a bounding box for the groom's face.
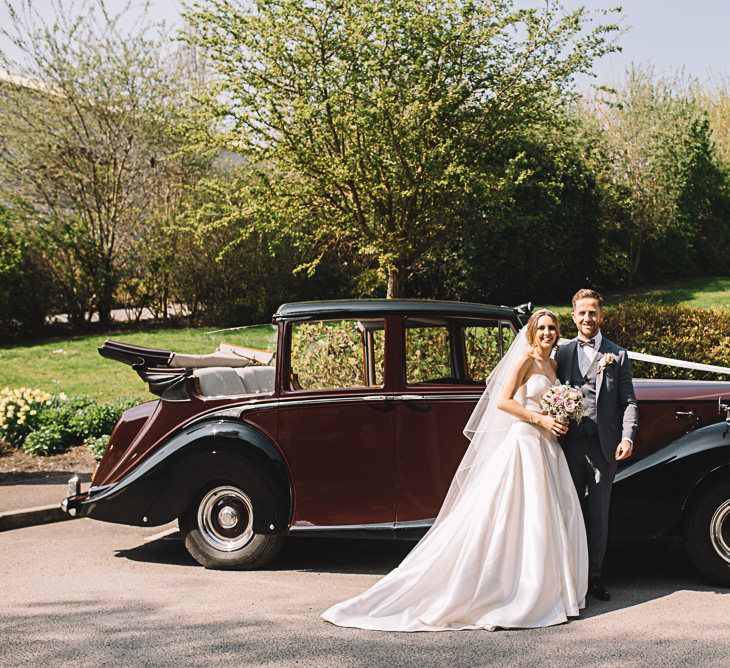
[572,297,604,339]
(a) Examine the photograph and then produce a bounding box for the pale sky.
[1,0,729,87]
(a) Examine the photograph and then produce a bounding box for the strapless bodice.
[515,374,558,411]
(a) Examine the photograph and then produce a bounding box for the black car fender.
[81,420,293,534]
[610,422,730,540]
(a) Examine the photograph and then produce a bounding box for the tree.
[0,205,54,336]
[584,67,725,286]
[0,0,209,325]
[186,0,619,297]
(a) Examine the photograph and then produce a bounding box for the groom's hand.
[615,439,633,461]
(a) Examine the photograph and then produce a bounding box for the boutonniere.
[597,353,617,373]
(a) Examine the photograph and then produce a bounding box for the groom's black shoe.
[588,577,610,601]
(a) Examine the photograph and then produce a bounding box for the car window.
[289,319,385,390]
[405,323,453,384]
[405,317,516,385]
[464,322,516,383]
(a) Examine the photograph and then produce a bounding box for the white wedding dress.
[321,374,588,632]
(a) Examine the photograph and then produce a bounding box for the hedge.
[558,301,730,381]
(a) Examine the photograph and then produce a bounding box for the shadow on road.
[578,537,726,619]
[116,530,728,621]
[0,471,92,485]
[115,532,416,572]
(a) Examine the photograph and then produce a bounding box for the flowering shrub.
[0,387,52,446]
[0,387,137,457]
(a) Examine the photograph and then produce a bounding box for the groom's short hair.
[572,289,603,308]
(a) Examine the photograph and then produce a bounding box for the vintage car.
[62,299,730,584]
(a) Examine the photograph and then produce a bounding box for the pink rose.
[564,399,576,412]
[552,395,563,406]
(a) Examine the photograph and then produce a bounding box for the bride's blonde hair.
[524,309,560,347]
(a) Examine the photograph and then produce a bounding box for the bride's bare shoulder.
[513,351,535,381]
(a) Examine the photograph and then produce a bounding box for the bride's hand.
[539,414,568,436]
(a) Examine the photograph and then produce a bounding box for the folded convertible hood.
[99,340,273,370]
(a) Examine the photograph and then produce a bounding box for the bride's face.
[534,315,558,352]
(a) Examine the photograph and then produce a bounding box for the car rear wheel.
[683,479,730,587]
[179,484,285,570]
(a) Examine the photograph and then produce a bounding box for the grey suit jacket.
[556,336,639,462]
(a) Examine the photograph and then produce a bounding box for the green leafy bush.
[1,388,138,456]
[558,301,730,380]
[87,434,111,461]
[69,399,138,440]
[37,395,137,444]
[21,426,68,456]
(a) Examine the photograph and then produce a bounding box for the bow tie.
[578,338,596,348]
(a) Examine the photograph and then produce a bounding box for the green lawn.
[0,328,249,402]
[1,275,727,402]
[540,276,730,314]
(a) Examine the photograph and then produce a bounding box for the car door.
[276,317,396,528]
[393,317,517,524]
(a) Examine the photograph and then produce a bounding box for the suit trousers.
[562,433,617,579]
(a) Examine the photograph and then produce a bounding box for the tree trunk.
[386,266,404,298]
[628,233,642,288]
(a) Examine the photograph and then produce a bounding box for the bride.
[321,309,588,632]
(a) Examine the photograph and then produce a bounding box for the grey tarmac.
[1,519,729,668]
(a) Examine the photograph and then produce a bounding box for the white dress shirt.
[577,330,602,376]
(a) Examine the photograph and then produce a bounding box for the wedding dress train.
[321,374,588,632]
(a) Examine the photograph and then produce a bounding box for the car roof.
[273,299,519,321]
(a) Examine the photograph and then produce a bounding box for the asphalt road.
[1,520,729,667]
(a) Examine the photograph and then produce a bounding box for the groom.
[557,289,638,601]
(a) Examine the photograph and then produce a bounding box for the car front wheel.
[179,484,285,570]
[683,479,730,587]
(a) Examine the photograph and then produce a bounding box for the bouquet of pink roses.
[540,384,585,423]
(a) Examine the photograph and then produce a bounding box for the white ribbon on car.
[558,338,730,375]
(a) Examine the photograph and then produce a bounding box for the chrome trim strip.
[188,393,480,426]
[394,518,436,529]
[289,518,435,532]
[291,521,394,532]
[392,394,479,401]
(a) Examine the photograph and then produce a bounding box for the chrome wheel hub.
[197,486,254,552]
[710,499,730,564]
[218,506,239,529]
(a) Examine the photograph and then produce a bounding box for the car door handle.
[675,410,699,431]
[363,395,395,411]
[395,395,432,412]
